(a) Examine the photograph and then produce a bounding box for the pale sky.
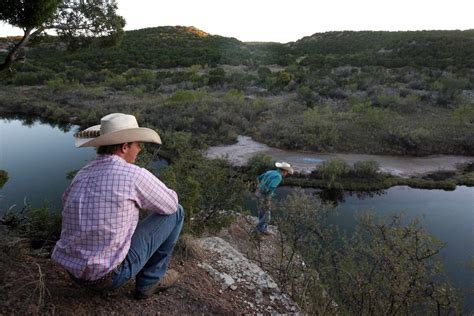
[1,0,473,43]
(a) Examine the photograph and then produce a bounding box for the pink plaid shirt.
[52,154,178,281]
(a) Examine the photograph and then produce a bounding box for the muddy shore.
[206,136,474,178]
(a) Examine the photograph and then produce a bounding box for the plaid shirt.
[52,154,178,281]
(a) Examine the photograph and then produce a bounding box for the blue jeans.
[109,205,184,292]
[256,194,271,233]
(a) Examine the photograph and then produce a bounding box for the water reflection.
[316,188,386,206]
[1,114,74,133]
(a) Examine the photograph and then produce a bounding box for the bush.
[350,160,380,179]
[106,74,127,89]
[23,204,62,246]
[328,213,461,314]
[422,170,456,181]
[1,203,61,248]
[451,103,474,126]
[245,154,275,179]
[159,151,246,235]
[123,68,156,86]
[168,89,200,103]
[297,85,316,107]
[12,72,43,85]
[257,66,271,82]
[208,67,226,86]
[0,170,8,188]
[45,78,66,90]
[317,159,350,188]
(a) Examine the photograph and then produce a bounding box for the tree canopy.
[0,0,61,29]
[0,0,125,71]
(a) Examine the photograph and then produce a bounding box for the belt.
[68,269,115,291]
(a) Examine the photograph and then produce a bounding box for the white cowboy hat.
[74,113,161,148]
[275,162,294,174]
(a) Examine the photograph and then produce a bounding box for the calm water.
[0,118,96,211]
[1,118,473,311]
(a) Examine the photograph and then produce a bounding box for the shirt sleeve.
[134,168,179,215]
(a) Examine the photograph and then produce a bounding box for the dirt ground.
[0,220,297,315]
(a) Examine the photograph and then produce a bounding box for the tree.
[54,0,125,50]
[0,0,125,71]
[208,67,226,86]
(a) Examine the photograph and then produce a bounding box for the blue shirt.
[257,170,283,197]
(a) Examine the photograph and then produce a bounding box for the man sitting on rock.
[52,113,184,299]
[255,162,294,235]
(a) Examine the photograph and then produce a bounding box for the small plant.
[15,263,51,314]
[0,169,8,188]
[317,159,350,188]
[351,160,380,179]
[3,202,62,248]
[23,203,62,244]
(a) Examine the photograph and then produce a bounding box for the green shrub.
[12,72,43,85]
[351,160,380,179]
[168,89,199,103]
[123,68,156,85]
[0,170,8,188]
[317,159,350,187]
[297,85,316,107]
[159,151,246,235]
[106,74,127,89]
[2,203,62,247]
[23,204,62,244]
[45,78,66,90]
[245,154,275,178]
[451,103,474,126]
[208,67,226,86]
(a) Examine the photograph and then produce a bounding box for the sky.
[0,0,473,43]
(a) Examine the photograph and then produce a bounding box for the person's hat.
[275,162,294,174]
[73,113,161,148]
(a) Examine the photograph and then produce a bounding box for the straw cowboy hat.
[74,113,161,148]
[275,162,294,175]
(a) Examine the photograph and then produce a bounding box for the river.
[0,117,96,211]
[206,135,473,177]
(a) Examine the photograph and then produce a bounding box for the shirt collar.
[96,154,127,164]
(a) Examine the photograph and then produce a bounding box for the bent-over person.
[255,162,294,235]
[52,113,184,299]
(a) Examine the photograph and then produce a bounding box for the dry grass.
[174,233,205,261]
[14,263,51,314]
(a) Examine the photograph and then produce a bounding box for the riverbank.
[208,135,474,190]
[283,164,474,191]
[207,136,474,178]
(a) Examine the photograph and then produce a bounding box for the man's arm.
[134,168,179,215]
